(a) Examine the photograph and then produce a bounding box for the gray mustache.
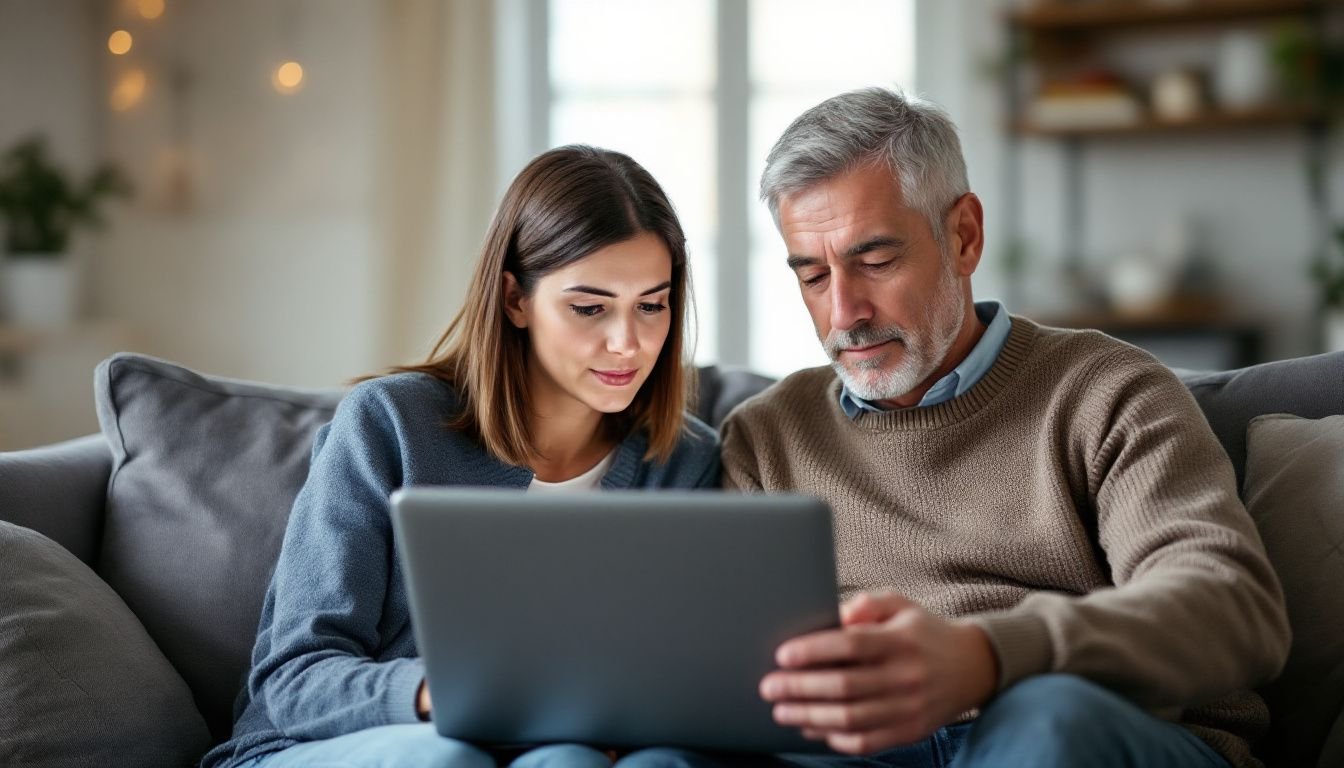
[824,326,905,358]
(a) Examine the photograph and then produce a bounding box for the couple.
[203,89,1288,768]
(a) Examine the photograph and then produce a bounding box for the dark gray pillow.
[1179,350,1344,488]
[94,353,343,742]
[0,521,211,766]
[1243,414,1344,768]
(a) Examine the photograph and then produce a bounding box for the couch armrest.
[0,434,111,565]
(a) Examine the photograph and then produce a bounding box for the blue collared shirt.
[840,301,1011,419]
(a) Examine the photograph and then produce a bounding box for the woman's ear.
[502,271,529,329]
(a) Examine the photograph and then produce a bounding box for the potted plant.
[0,136,131,328]
[1312,226,1344,353]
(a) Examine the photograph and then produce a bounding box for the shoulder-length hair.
[369,145,695,466]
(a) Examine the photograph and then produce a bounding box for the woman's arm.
[246,383,426,740]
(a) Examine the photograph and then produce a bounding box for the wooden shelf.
[1009,0,1324,31]
[1013,104,1325,136]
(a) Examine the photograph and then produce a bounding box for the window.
[545,0,915,376]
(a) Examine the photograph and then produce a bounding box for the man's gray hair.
[760,87,969,246]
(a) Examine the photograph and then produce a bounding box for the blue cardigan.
[204,373,721,768]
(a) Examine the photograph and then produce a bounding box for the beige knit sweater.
[720,316,1290,768]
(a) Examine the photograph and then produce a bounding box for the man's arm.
[966,358,1290,706]
[719,412,763,491]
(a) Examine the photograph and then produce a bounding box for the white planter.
[1326,309,1344,354]
[2,254,79,328]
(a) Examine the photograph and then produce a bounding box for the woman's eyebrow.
[564,280,672,298]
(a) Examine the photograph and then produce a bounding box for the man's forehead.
[779,168,908,229]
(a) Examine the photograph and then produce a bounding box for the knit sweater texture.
[720,316,1290,768]
[203,372,721,768]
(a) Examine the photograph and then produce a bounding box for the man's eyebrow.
[844,236,905,259]
[786,255,820,272]
[563,281,672,298]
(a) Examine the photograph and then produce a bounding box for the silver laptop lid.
[391,488,839,754]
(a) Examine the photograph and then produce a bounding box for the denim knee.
[615,747,722,768]
[510,744,614,768]
[394,729,498,768]
[955,674,1186,768]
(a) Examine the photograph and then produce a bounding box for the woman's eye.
[638,302,667,315]
[570,305,603,317]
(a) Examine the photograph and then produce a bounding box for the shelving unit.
[1008,0,1318,30]
[1000,0,1338,363]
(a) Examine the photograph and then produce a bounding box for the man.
[722,88,1290,768]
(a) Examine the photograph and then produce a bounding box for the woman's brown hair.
[369,144,694,467]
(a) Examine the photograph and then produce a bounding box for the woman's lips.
[592,369,637,386]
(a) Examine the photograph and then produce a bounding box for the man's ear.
[947,192,985,278]
[502,271,529,329]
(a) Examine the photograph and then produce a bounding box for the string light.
[108,30,133,55]
[272,60,304,94]
[110,69,147,111]
[137,0,165,20]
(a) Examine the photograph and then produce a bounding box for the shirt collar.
[839,301,1011,419]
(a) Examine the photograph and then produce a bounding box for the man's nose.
[829,269,873,332]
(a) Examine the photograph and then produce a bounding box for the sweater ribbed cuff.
[967,612,1054,692]
[384,658,428,725]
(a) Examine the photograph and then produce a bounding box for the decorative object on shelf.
[1151,68,1206,121]
[0,137,132,328]
[1214,29,1279,111]
[1027,70,1143,130]
[1312,226,1344,353]
[1106,251,1178,316]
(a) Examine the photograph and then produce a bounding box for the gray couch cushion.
[1243,414,1344,768]
[94,353,342,741]
[694,366,776,427]
[0,435,110,565]
[0,521,211,766]
[1178,350,1344,488]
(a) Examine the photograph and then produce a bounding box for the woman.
[204,146,720,768]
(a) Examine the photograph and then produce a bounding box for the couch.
[0,350,1340,768]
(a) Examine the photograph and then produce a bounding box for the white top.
[527,450,616,493]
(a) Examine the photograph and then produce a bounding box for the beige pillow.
[1243,413,1344,768]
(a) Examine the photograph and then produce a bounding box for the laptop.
[390,487,840,754]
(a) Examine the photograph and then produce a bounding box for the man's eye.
[863,259,895,270]
[801,273,828,287]
[570,305,603,317]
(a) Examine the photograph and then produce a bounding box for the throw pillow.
[94,353,342,741]
[1243,413,1344,767]
[0,521,211,767]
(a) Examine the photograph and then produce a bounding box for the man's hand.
[759,591,999,755]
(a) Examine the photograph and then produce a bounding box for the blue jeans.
[247,726,614,768]
[248,675,1230,768]
[622,676,1230,768]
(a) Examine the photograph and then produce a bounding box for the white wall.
[96,0,384,387]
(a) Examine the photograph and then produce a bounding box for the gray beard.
[823,266,966,403]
